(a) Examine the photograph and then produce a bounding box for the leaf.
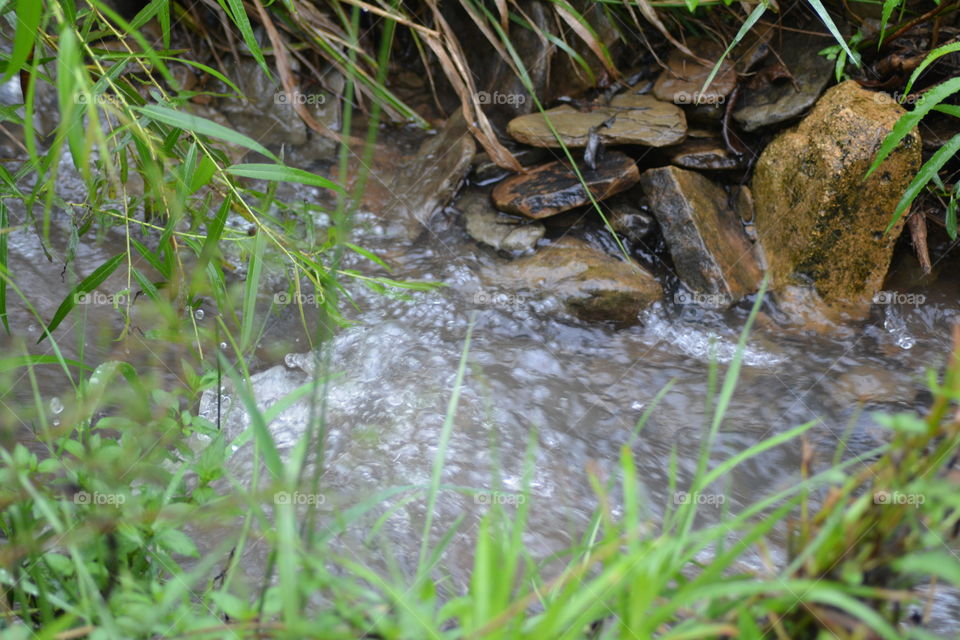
[135,105,278,162]
[806,0,860,66]
[0,202,7,333]
[222,0,271,77]
[878,0,903,46]
[226,163,345,194]
[3,0,42,82]
[905,41,960,95]
[157,528,199,558]
[885,133,960,233]
[866,77,960,179]
[947,189,958,241]
[699,3,767,98]
[39,253,125,343]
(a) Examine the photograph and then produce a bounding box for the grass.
[1,0,960,637]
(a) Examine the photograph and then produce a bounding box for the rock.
[733,33,834,132]
[669,139,744,171]
[640,166,762,304]
[219,58,307,148]
[602,191,656,243]
[386,109,476,239]
[653,44,736,106]
[459,188,545,252]
[752,80,922,316]
[472,146,548,185]
[505,93,686,148]
[492,151,639,219]
[495,237,663,325]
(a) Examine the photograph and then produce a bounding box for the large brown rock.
[640,166,762,305]
[492,152,639,219]
[752,81,922,317]
[494,238,662,325]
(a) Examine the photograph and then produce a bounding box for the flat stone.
[386,109,476,239]
[640,166,762,305]
[495,237,663,325]
[505,93,686,148]
[733,33,834,132]
[492,151,640,219]
[669,139,743,171]
[459,188,544,253]
[752,81,922,317]
[653,45,736,106]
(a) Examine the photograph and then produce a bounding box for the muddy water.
[3,102,959,631]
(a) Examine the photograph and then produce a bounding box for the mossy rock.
[752,81,921,318]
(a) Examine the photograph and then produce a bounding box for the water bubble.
[219,342,228,351]
[53,419,60,427]
[27,324,37,333]
[631,401,645,411]
[194,308,205,320]
[49,397,64,415]
[896,334,915,349]
[284,353,298,368]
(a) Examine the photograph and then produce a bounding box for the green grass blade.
[904,41,960,95]
[226,163,345,194]
[866,77,960,179]
[4,0,42,82]
[885,133,960,233]
[38,253,125,343]
[0,201,7,333]
[806,0,860,66]
[699,3,767,98]
[136,105,279,162]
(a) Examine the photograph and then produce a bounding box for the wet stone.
[459,188,544,253]
[602,191,656,244]
[494,237,663,325]
[640,166,762,305]
[492,151,640,219]
[669,139,743,171]
[752,81,922,317]
[653,44,736,106]
[733,33,834,132]
[471,146,548,185]
[386,109,476,239]
[506,93,686,148]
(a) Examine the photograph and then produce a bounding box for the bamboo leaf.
[886,133,960,233]
[866,77,960,179]
[4,0,42,82]
[226,163,345,194]
[136,105,279,162]
[905,41,960,95]
[39,253,125,343]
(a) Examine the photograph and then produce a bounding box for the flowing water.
[4,81,960,631]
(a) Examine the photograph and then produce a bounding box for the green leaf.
[807,0,860,67]
[878,0,903,46]
[885,133,960,233]
[226,163,345,194]
[905,41,960,95]
[866,77,960,180]
[4,0,42,82]
[39,253,125,343]
[699,3,767,98]
[221,0,271,77]
[157,528,199,558]
[135,105,278,162]
[0,202,7,333]
[0,355,92,374]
